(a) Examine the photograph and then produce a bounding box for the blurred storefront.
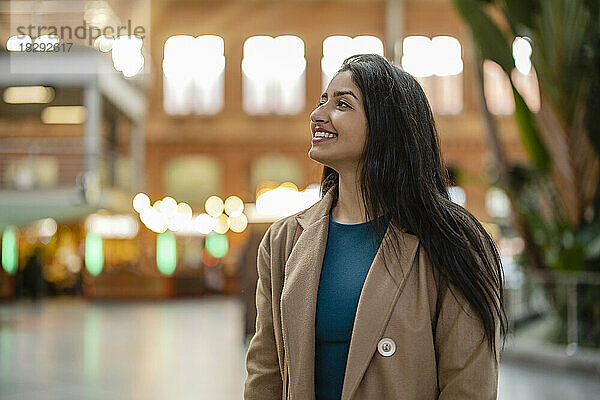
[1,0,532,304]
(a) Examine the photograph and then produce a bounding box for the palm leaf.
[453,0,550,172]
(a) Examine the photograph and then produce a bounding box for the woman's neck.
[330,168,368,224]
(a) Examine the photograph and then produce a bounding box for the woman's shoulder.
[260,213,301,253]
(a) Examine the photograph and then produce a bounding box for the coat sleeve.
[435,237,500,400]
[244,225,283,399]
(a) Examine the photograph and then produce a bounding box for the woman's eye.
[316,99,350,108]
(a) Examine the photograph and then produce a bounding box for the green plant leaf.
[454,0,551,172]
[512,87,550,172]
[454,0,514,72]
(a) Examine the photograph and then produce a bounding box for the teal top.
[314,209,390,400]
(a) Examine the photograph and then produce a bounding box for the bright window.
[163,35,225,115]
[484,60,514,115]
[484,36,540,115]
[242,35,306,115]
[321,35,384,91]
[401,35,463,115]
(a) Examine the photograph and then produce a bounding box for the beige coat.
[244,187,500,400]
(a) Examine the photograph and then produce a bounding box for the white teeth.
[314,131,337,138]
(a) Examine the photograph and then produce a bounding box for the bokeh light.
[205,233,228,258]
[156,231,177,275]
[205,195,224,217]
[224,195,244,217]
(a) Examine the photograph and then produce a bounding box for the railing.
[503,263,600,354]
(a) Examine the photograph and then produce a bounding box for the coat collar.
[281,187,421,400]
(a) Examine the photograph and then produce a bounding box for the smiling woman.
[244,54,508,400]
[308,71,367,183]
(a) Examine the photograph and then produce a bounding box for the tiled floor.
[1,298,598,399]
[0,298,246,400]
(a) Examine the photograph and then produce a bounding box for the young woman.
[244,54,509,400]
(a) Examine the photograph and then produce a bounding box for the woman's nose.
[310,105,327,124]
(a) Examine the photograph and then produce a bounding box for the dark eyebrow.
[320,90,359,101]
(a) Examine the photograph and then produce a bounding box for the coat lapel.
[340,224,420,400]
[280,188,334,400]
[280,187,420,400]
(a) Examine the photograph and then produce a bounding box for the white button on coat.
[377,337,396,357]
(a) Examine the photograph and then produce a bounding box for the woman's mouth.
[312,131,337,143]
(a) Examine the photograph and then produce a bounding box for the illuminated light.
[39,218,58,237]
[141,206,168,234]
[403,35,465,77]
[212,213,230,234]
[484,60,515,115]
[447,186,466,207]
[280,181,298,191]
[25,226,37,244]
[402,36,434,77]
[256,182,279,200]
[249,183,321,221]
[6,35,32,51]
[513,37,532,75]
[323,35,354,57]
[401,35,464,114]
[3,86,55,104]
[156,231,177,275]
[511,67,540,112]
[159,196,177,217]
[177,202,193,219]
[83,2,115,28]
[163,34,225,115]
[353,35,384,54]
[205,233,228,258]
[165,201,193,232]
[57,244,82,273]
[228,213,248,233]
[2,226,18,274]
[94,35,114,52]
[224,196,244,217]
[132,192,150,213]
[256,185,299,215]
[486,187,511,218]
[141,201,169,233]
[34,35,60,47]
[510,37,540,112]
[23,218,58,244]
[205,195,224,217]
[242,35,306,114]
[168,211,189,231]
[85,232,103,276]
[112,35,144,77]
[167,217,185,232]
[41,106,87,124]
[431,36,463,76]
[201,247,219,267]
[112,35,143,66]
[122,53,145,78]
[85,214,139,239]
[322,35,383,89]
[194,213,213,235]
[172,213,208,236]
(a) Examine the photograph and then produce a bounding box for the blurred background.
[0,0,599,399]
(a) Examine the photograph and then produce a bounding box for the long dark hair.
[320,54,509,361]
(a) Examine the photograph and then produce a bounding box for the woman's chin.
[308,149,328,165]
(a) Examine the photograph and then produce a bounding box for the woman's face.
[308,70,368,172]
